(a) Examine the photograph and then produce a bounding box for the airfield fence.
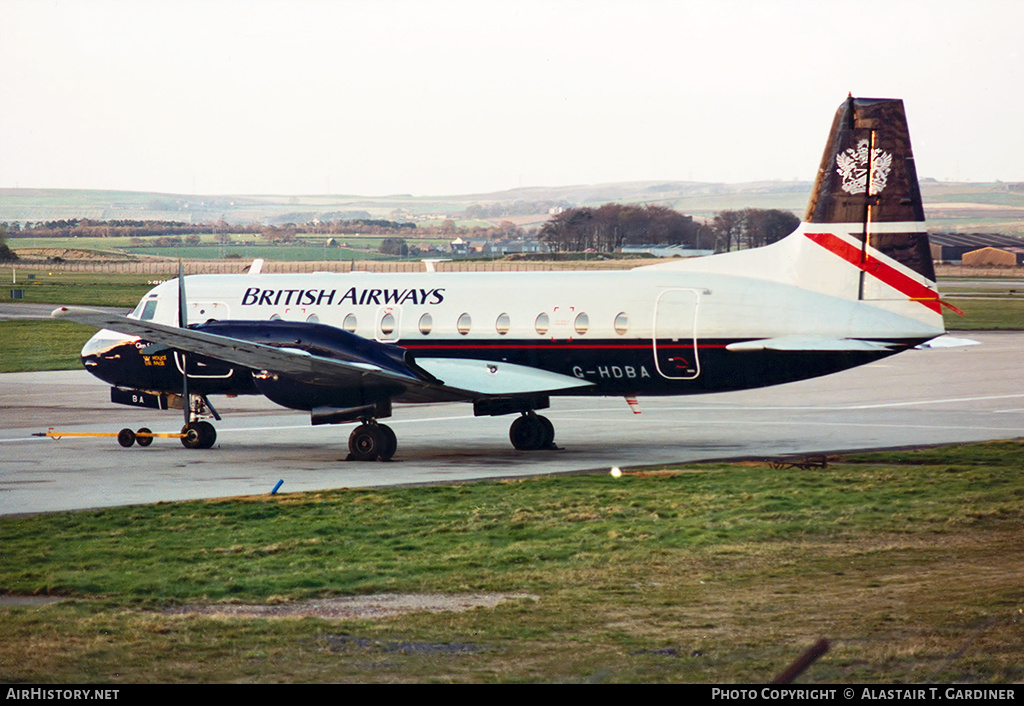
[7,257,650,275]
[10,257,1024,277]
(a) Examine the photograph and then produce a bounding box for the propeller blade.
[178,260,190,425]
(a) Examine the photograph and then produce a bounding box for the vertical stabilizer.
[805,96,934,282]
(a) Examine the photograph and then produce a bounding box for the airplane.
[53,95,963,460]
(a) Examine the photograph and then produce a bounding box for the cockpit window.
[140,300,158,321]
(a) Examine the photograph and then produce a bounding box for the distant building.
[961,246,1024,267]
[490,238,549,255]
[929,232,1024,262]
[449,237,548,256]
[449,237,468,256]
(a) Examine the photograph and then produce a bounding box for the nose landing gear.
[180,394,219,449]
[181,420,217,449]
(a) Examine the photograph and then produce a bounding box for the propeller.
[178,260,190,425]
[176,260,221,425]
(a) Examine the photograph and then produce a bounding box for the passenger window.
[380,312,396,337]
[534,312,549,335]
[306,313,319,323]
[614,312,629,335]
[457,313,472,335]
[418,313,433,335]
[495,312,510,335]
[269,314,282,321]
[343,313,357,333]
[574,312,589,335]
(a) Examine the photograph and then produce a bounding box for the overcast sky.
[1,0,1021,196]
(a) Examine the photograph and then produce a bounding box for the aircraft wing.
[52,306,593,398]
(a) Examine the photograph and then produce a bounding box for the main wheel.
[537,415,555,448]
[378,423,397,461]
[510,414,556,451]
[349,423,387,461]
[509,415,542,450]
[181,421,217,449]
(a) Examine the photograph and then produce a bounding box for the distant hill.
[2,180,1023,233]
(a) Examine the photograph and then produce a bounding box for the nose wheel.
[509,412,556,451]
[181,421,217,449]
[179,394,219,449]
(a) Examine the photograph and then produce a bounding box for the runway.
[2,331,1022,515]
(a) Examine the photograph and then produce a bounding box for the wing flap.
[414,357,594,395]
[726,336,898,352]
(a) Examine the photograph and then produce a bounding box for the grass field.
[8,234,450,262]
[942,297,1024,329]
[116,245,388,261]
[0,269,154,307]
[0,320,97,373]
[0,270,153,373]
[0,442,1021,683]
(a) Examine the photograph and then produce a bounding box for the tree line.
[709,208,801,252]
[539,204,799,253]
[539,204,701,253]
[0,225,16,261]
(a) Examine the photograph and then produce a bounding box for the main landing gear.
[509,412,557,451]
[347,421,397,462]
[343,411,556,461]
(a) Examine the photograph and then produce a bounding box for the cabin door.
[653,288,700,380]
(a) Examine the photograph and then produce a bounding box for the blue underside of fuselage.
[82,334,918,410]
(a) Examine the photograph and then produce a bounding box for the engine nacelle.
[191,319,420,411]
[252,370,400,411]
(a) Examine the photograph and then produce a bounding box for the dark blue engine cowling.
[190,320,424,411]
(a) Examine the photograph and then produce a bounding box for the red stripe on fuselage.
[804,232,941,313]
[402,342,730,351]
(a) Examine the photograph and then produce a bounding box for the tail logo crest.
[836,139,893,195]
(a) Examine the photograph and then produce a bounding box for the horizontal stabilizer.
[415,357,594,396]
[914,336,980,349]
[726,336,898,352]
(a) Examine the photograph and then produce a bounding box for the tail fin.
[805,95,935,282]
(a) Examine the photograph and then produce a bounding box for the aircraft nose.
[80,329,181,390]
[80,329,143,387]
[81,329,139,365]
